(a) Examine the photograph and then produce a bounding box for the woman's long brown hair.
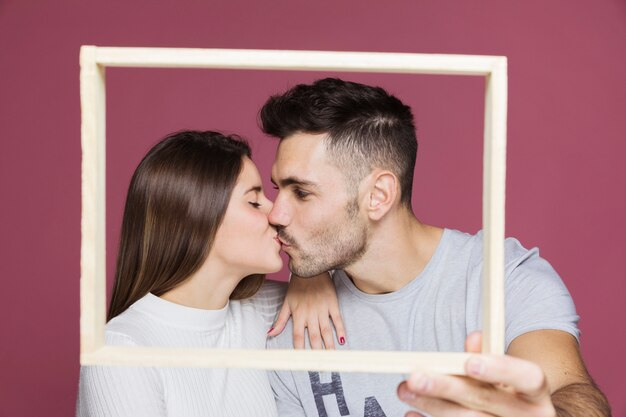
[107,131,264,321]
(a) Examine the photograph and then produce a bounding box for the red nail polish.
[267,327,274,334]
[339,336,345,345]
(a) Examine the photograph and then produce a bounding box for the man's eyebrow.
[244,185,262,194]
[271,176,318,189]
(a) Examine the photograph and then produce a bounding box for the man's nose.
[268,197,290,228]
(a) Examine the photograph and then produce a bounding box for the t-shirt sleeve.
[502,238,580,349]
[76,332,166,417]
[269,368,307,417]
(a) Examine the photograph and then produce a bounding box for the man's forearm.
[552,381,611,417]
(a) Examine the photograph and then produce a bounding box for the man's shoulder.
[441,228,481,254]
[444,228,543,265]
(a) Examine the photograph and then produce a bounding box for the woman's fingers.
[319,314,335,350]
[272,272,344,350]
[329,306,346,347]
[307,315,324,350]
[292,316,306,349]
[268,302,291,337]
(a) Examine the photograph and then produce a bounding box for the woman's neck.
[160,260,240,310]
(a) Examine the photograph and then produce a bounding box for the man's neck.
[344,213,443,294]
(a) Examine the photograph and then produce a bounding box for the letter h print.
[308,372,350,417]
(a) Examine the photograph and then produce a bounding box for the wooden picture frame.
[80,46,507,374]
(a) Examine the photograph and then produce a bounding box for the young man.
[261,78,610,417]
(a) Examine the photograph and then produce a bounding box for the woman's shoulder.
[233,279,287,328]
[105,296,166,346]
[244,279,286,308]
[256,279,288,298]
[105,308,147,346]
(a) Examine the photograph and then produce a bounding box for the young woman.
[76,131,343,417]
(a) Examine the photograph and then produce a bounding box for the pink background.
[1,1,625,415]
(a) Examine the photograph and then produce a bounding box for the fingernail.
[267,327,274,334]
[410,373,431,392]
[339,336,345,345]
[399,387,417,401]
[468,356,485,376]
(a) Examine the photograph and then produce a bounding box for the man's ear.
[365,170,398,221]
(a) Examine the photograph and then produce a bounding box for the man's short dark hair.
[259,78,417,207]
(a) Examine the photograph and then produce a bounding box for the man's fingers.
[463,332,552,402]
[398,381,494,417]
[404,412,426,417]
[330,307,346,346]
[465,354,550,400]
[465,331,482,353]
[268,303,291,337]
[406,372,536,416]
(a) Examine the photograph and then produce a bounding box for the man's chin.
[288,260,327,279]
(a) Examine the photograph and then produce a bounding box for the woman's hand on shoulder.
[268,272,346,350]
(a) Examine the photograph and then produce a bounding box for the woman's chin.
[249,258,283,275]
[255,249,285,274]
[267,257,284,273]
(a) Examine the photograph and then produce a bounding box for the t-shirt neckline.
[336,228,449,302]
[130,292,230,332]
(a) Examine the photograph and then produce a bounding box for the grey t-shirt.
[267,229,579,417]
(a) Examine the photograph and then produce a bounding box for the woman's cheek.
[252,209,270,228]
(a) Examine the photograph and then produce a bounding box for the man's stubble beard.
[288,197,369,277]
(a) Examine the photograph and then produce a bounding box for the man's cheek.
[306,207,330,223]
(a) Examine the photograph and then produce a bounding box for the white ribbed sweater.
[76,281,286,417]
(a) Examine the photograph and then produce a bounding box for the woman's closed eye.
[249,202,261,209]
